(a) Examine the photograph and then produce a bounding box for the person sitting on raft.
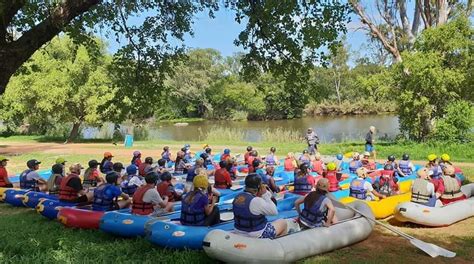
[350,168,386,201]
[361,152,376,171]
[299,150,311,166]
[131,151,142,167]
[284,152,297,172]
[264,147,279,167]
[161,146,172,163]
[121,164,144,196]
[174,151,188,175]
[157,171,182,202]
[375,164,400,197]
[214,161,232,189]
[83,159,103,188]
[293,163,315,195]
[99,152,114,174]
[440,165,466,205]
[92,171,130,211]
[247,150,260,168]
[335,153,345,171]
[233,174,288,238]
[244,146,253,165]
[47,163,64,195]
[200,152,213,168]
[410,168,437,207]
[348,152,362,174]
[249,159,265,174]
[180,174,220,226]
[55,157,67,171]
[0,156,13,188]
[323,162,341,192]
[438,153,452,169]
[138,157,153,177]
[398,153,415,177]
[295,178,337,228]
[385,155,402,177]
[265,166,280,193]
[20,159,47,191]
[132,171,173,216]
[310,152,325,175]
[426,154,443,178]
[220,148,231,162]
[59,163,93,204]
[185,158,205,191]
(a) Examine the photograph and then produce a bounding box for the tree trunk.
[397,0,414,42]
[436,0,449,26]
[66,122,82,143]
[412,0,421,36]
[0,0,99,95]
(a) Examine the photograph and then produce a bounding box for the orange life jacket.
[58,174,80,201]
[131,185,155,215]
[156,181,175,202]
[325,171,339,192]
[311,160,324,175]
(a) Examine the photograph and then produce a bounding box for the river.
[82,115,399,143]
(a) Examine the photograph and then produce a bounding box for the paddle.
[328,194,456,258]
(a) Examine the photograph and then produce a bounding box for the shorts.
[151,208,167,217]
[365,144,374,152]
[259,223,277,239]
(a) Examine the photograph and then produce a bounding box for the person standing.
[304,128,319,155]
[365,126,376,160]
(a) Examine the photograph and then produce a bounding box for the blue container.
[23,191,58,209]
[36,198,77,220]
[4,189,29,207]
[124,134,133,148]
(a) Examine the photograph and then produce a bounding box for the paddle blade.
[410,238,456,258]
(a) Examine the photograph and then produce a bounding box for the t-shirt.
[67,176,83,192]
[26,170,41,181]
[431,178,445,195]
[143,188,164,205]
[96,185,122,200]
[0,167,8,183]
[365,131,374,144]
[234,191,277,238]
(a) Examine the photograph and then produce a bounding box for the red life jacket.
[378,176,398,196]
[0,167,8,187]
[311,160,324,175]
[380,170,394,178]
[221,154,230,161]
[284,159,295,171]
[156,181,175,202]
[214,168,231,189]
[138,163,150,177]
[361,160,375,170]
[132,185,155,215]
[58,174,80,201]
[325,171,339,192]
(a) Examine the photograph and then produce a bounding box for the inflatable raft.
[394,183,474,227]
[58,207,106,229]
[23,191,58,208]
[36,198,77,220]
[3,189,30,207]
[0,187,19,202]
[203,201,375,263]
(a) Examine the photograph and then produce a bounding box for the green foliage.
[304,99,396,116]
[431,100,473,142]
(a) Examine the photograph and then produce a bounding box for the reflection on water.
[82,115,399,143]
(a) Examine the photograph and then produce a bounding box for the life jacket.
[311,160,324,175]
[349,160,361,173]
[294,174,313,194]
[131,185,155,215]
[157,181,175,202]
[180,190,207,226]
[83,168,98,187]
[132,157,142,167]
[325,171,339,192]
[300,193,327,228]
[92,184,117,211]
[186,166,199,182]
[138,163,150,177]
[233,192,267,232]
[378,176,396,196]
[20,169,38,190]
[58,174,80,201]
[429,165,442,178]
[265,154,276,166]
[220,154,230,162]
[0,167,8,187]
[380,169,394,178]
[162,151,171,161]
[121,175,139,195]
[399,160,412,175]
[349,178,367,200]
[284,158,294,171]
[247,156,256,167]
[411,178,433,205]
[441,176,464,200]
[244,152,251,164]
[100,160,113,174]
[214,168,230,189]
[361,160,375,170]
[299,156,310,166]
[48,174,63,195]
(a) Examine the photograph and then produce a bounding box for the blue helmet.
[224,148,230,154]
[126,164,138,175]
[184,144,190,149]
[336,154,343,160]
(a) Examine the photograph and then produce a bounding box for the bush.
[431,100,473,142]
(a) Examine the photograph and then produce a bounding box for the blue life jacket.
[299,156,310,166]
[265,154,276,166]
[294,174,312,194]
[300,194,327,227]
[186,166,198,182]
[349,178,367,200]
[121,175,139,195]
[233,192,267,232]
[92,184,116,211]
[162,151,171,161]
[20,169,38,190]
[101,161,113,174]
[349,160,362,173]
[180,190,207,226]
[399,160,412,175]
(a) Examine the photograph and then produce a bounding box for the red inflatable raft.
[57,207,104,229]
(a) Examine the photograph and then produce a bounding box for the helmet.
[224,149,230,154]
[417,168,432,179]
[55,157,66,165]
[52,164,63,175]
[441,153,450,162]
[244,173,262,190]
[356,167,367,178]
[336,154,343,160]
[327,162,336,171]
[352,152,360,159]
[163,146,169,151]
[299,163,309,172]
[402,154,409,161]
[315,153,321,160]
[302,150,308,154]
[202,144,209,149]
[104,152,113,158]
[145,171,158,184]
[270,147,276,153]
[252,159,261,168]
[205,148,212,154]
[184,144,190,149]
[88,159,99,168]
[363,152,370,157]
[105,171,119,184]
[384,164,393,170]
[160,171,172,181]
[251,150,258,156]
[388,155,395,162]
[246,146,253,151]
[427,154,437,162]
[133,151,141,157]
[442,164,455,176]
[126,165,138,175]
[193,175,209,189]
[27,159,41,168]
[316,178,329,192]
[145,157,153,164]
[113,162,124,172]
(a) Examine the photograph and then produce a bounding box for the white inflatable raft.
[394,183,474,227]
[203,201,374,263]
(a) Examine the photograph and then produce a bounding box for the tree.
[0,1,350,95]
[0,37,114,142]
[329,41,349,105]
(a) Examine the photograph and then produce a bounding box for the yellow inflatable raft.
[340,180,413,219]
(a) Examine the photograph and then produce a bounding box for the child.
[284,152,297,172]
[157,171,181,202]
[0,156,13,188]
[83,159,103,188]
[121,164,144,196]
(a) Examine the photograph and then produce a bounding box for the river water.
[82,115,399,143]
